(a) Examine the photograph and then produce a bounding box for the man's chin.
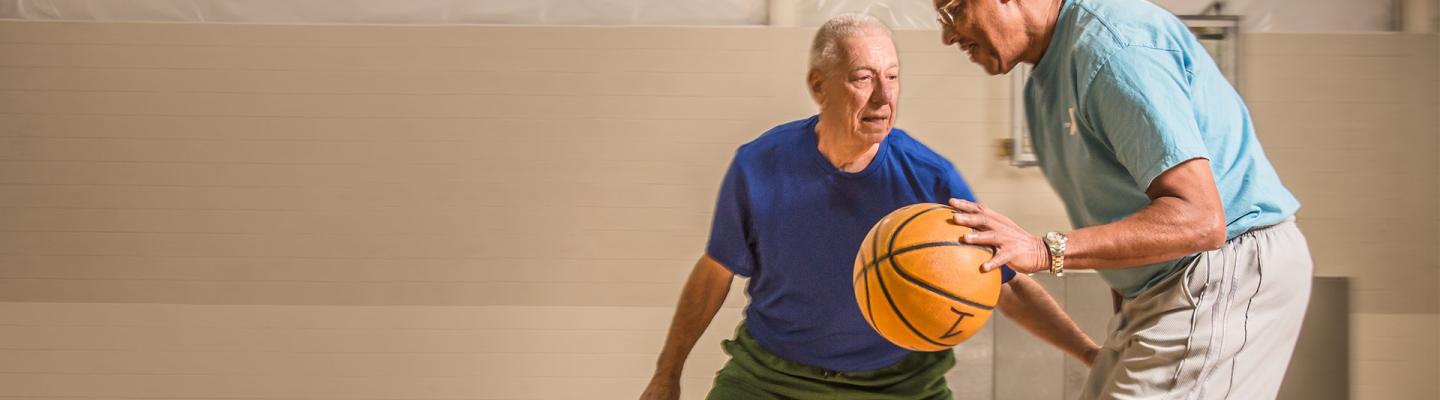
[995,59,1027,76]
[858,129,889,143]
[982,61,1011,76]
[972,56,1016,76]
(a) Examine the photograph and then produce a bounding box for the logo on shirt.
[1062,107,1079,136]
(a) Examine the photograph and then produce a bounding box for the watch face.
[1045,231,1062,242]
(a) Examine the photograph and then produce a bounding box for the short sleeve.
[704,157,758,277]
[1083,46,1210,190]
[941,166,1014,283]
[940,166,977,203]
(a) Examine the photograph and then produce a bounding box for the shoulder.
[1067,0,1196,92]
[733,116,813,160]
[886,129,960,177]
[1071,0,1193,51]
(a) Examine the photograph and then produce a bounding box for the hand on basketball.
[948,198,1048,274]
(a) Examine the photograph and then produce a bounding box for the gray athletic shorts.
[1081,217,1313,400]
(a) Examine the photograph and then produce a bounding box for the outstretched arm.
[640,255,736,400]
[996,273,1100,366]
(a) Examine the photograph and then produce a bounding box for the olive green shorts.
[707,324,955,400]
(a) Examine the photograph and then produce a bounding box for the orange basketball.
[853,203,1002,351]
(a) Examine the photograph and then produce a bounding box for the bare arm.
[640,255,735,400]
[996,273,1100,366]
[1064,158,1226,269]
[952,158,1226,274]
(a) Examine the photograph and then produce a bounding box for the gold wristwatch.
[1043,231,1067,276]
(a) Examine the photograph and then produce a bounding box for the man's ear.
[807,68,825,104]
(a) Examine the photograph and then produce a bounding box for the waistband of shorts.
[1235,215,1297,239]
[730,322,950,378]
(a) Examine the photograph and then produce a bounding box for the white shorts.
[1080,217,1313,400]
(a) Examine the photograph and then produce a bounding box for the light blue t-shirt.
[1025,0,1300,297]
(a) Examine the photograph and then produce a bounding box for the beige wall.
[1243,33,1440,399]
[0,21,1434,399]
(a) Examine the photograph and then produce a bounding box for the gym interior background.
[0,0,1436,399]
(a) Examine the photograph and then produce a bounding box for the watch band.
[1044,231,1066,277]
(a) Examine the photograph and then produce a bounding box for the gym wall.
[0,21,1435,399]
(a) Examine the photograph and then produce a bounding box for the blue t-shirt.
[1025,0,1300,297]
[706,115,1014,372]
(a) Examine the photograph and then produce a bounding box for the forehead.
[836,33,899,69]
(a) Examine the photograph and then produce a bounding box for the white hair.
[809,13,894,73]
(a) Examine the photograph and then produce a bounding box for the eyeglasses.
[936,0,963,29]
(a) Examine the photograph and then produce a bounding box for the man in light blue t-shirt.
[931,0,1313,398]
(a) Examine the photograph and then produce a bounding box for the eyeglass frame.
[936,0,964,29]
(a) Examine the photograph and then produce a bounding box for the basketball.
[853,203,1002,351]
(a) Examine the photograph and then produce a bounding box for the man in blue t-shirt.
[640,14,1099,400]
[933,0,1313,398]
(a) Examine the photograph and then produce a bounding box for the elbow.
[1194,213,1226,251]
[1200,228,1225,252]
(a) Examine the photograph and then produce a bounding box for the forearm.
[652,256,733,379]
[997,274,1098,364]
[951,159,1225,275]
[1064,158,1227,270]
[1065,196,1225,270]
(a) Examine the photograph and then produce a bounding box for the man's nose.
[870,80,897,105]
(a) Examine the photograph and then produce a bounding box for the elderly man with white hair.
[639,14,1098,400]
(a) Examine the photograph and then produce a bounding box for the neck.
[1021,0,1064,65]
[814,119,880,173]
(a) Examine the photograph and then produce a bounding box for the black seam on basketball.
[873,249,950,349]
[886,206,997,311]
[867,222,883,331]
[862,241,994,271]
[859,240,875,331]
[879,205,954,347]
[860,267,870,322]
[887,250,997,312]
[887,205,951,257]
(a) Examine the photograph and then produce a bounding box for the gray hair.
[809,13,894,73]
